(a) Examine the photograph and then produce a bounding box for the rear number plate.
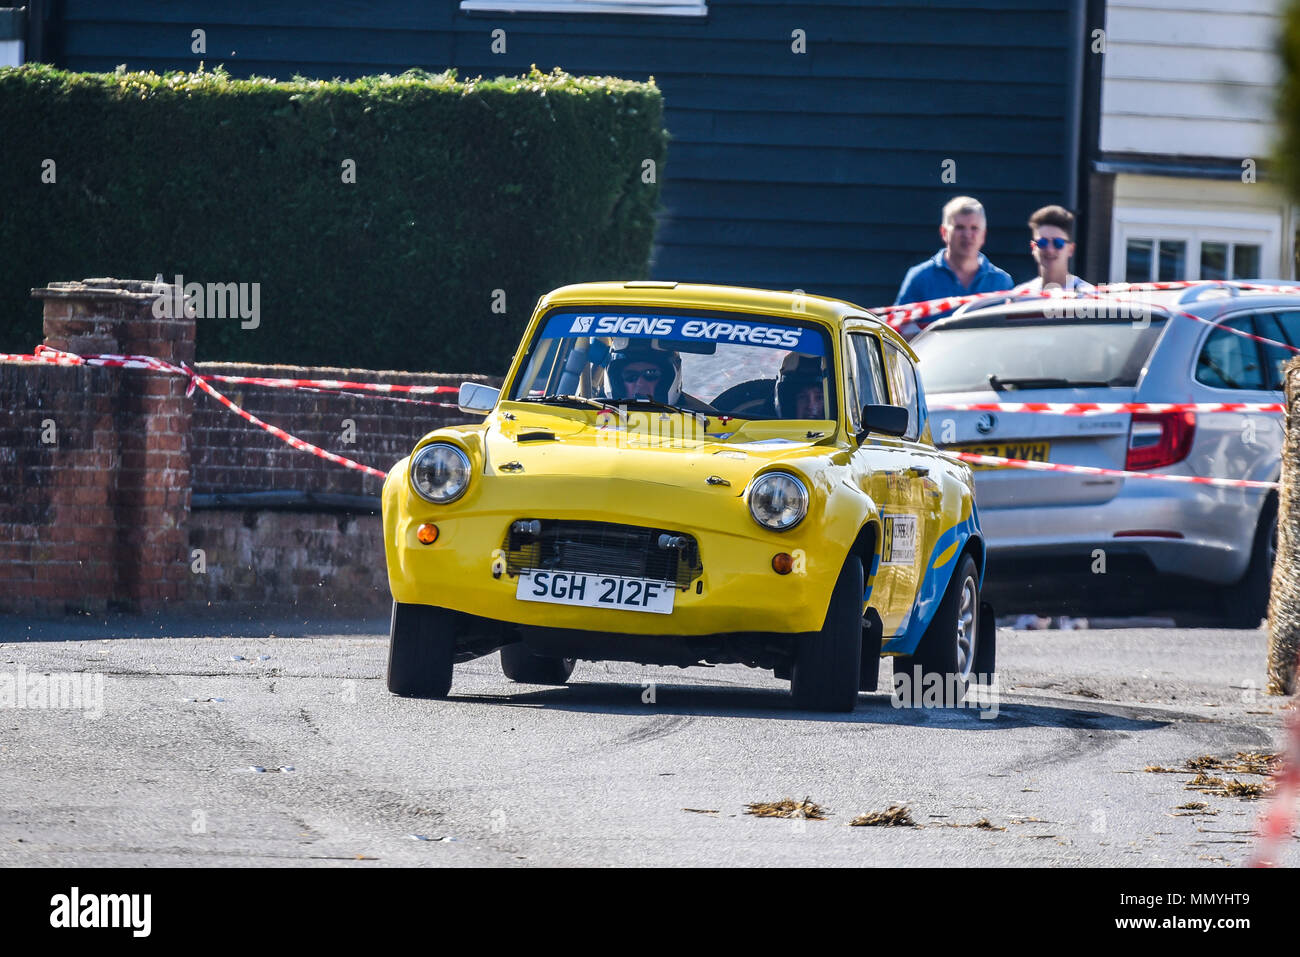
[516,571,675,614]
[951,441,1050,470]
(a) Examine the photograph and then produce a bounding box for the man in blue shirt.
[894,196,1014,310]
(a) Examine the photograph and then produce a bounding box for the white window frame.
[460,0,706,15]
[1110,207,1281,283]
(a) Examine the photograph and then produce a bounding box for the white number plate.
[515,571,676,614]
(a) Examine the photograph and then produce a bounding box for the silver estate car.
[910,283,1290,627]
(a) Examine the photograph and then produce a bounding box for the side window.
[882,342,921,440]
[1195,317,1266,391]
[1254,312,1300,391]
[846,333,888,428]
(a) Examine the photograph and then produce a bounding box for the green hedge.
[0,64,666,372]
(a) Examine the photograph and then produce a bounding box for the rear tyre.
[892,554,980,707]
[499,643,576,685]
[386,601,455,698]
[1218,496,1276,629]
[791,556,864,712]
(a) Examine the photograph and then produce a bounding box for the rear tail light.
[1125,411,1195,470]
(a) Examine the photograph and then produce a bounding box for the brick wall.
[1,279,194,615]
[183,363,494,613]
[190,363,482,498]
[0,278,496,618]
[186,511,388,613]
[0,363,119,612]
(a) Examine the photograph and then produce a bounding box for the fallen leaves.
[849,805,916,827]
[745,797,827,820]
[1141,752,1279,801]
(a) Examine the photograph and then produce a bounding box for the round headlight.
[748,472,808,531]
[410,443,471,504]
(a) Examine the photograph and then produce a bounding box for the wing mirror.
[458,381,500,414]
[857,403,909,442]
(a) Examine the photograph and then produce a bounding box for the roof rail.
[1176,279,1300,305]
[1178,282,1240,305]
[949,292,1034,319]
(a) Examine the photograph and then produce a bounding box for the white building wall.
[1100,0,1282,159]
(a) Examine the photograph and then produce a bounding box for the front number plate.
[516,571,676,615]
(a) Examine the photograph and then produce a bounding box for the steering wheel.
[711,378,778,418]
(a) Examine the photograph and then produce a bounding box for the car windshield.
[508,310,836,420]
[912,316,1167,394]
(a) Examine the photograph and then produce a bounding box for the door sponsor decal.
[881,513,918,567]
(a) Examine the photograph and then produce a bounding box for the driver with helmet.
[601,340,717,413]
[775,352,827,419]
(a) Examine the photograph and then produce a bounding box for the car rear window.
[912,317,1167,394]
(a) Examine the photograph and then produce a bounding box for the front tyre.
[892,554,980,707]
[386,601,455,698]
[791,556,864,712]
[499,644,576,685]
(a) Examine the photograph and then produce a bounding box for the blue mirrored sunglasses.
[1032,237,1069,250]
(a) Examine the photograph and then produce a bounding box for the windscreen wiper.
[988,375,1110,391]
[517,394,626,420]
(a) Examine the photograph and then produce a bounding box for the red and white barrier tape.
[1251,702,1300,867]
[950,450,1278,490]
[190,370,458,399]
[930,401,1287,416]
[20,345,461,403]
[186,370,390,480]
[870,279,1300,328]
[4,346,393,480]
[5,345,1279,488]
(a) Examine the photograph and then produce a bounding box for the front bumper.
[383,465,846,637]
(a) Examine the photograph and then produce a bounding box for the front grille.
[503,519,703,589]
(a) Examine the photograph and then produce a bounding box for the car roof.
[537,281,915,356]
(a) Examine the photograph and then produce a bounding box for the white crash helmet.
[602,340,683,404]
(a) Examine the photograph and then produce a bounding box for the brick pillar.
[27,278,195,614]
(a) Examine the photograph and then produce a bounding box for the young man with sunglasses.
[1014,205,1095,294]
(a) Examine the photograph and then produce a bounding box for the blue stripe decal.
[861,536,881,605]
[880,512,979,656]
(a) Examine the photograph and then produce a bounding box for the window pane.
[882,342,920,440]
[1200,241,1228,281]
[849,334,887,414]
[1233,244,1261,279]
[913,317,1166,393]
[1195,317,1266,390]
[1157,240,1186,281]
[1125,239,1153,282]
[1268,310,1300,347]
[1253,314,1295,390]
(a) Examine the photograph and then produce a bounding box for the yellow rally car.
[382,282,993,712]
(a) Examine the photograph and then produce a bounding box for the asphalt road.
[0,615,1294,867]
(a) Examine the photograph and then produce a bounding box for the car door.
[879,339,949,634]
[844,327,922,637]
[1189,310,1287,486]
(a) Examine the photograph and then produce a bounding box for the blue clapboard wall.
[52,0,1078,310]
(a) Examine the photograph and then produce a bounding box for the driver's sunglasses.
[1032,237,1069,250]
[621,368,663,383]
